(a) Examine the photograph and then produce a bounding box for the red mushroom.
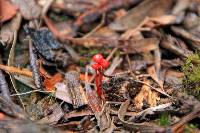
[91,54,109,97]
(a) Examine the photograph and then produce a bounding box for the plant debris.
[1,0,200,132]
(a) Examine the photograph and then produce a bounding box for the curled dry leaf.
[0,13,21,44]
[11,0,41,20]
[55,82,73,104]
[0,0,18,22]
[43,73,63,91]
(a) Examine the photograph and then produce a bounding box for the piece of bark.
[65,71,88,108]
[24,26,73,67]
[109,0,173,31]
[0,96,27,119]
[29,41,42,89]
[170,93,200,132]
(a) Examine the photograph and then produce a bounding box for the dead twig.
[0,64,33,77]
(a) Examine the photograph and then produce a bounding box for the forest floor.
[1,0,200,132]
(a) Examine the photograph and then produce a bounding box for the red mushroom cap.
[92,54,103,63]
[100,59,109,69]
[91,63,101,70]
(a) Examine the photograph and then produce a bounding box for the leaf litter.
[1,0,200,132]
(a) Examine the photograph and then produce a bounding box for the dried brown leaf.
[109,0,173,31]
[11,0,41,20]
[0,0,18,22]
[0,13,21,44]
[55,82,73,104]
[122,38,159,54]
[38,103,64,125]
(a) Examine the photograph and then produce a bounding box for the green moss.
[158,112,170,127]
[182,53,200,99]
[184,123,199,133]
[182,53,200,83]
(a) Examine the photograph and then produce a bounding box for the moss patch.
[182,53,200,99]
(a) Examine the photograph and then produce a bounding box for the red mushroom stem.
[95,70,102,97]
[91,54,109,97]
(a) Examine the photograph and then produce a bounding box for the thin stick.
[83,13,106,38]
[8,29,25,109]
[0,64,33,77]
[10,90,54,96]
[132,79,171,98]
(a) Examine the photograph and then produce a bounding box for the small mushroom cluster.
[91,54,109,97]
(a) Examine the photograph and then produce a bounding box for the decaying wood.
[65,71,88,108]
[29,40,42,89]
